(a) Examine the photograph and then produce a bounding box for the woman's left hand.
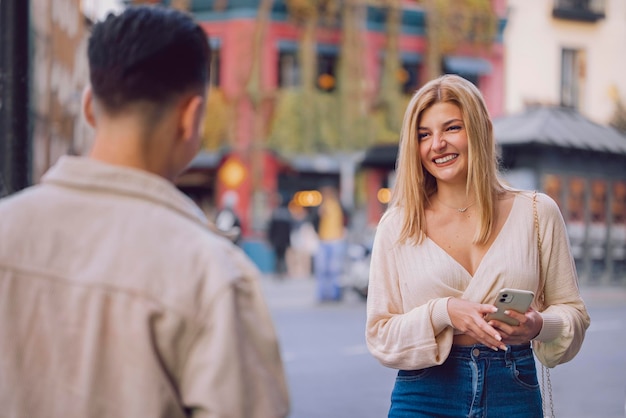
[487,308,543,345]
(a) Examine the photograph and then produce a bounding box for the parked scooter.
[341,242,371,299]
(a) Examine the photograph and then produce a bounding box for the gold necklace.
[436,198,476,213]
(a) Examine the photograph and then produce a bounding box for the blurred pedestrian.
[215,190,242,245]
[366,74,590,417]
[268,195,293,279]
[0,6,289,418]
[287,202,317,279]
[312,184,347,302]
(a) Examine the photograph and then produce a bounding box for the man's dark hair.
[88,6,211,113]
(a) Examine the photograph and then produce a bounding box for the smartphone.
[485,288,535,326]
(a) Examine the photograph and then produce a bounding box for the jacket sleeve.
[365,213,454,370]
[533,193,591,368]
[181,247,290,418]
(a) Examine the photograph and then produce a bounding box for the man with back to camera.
[0,6,289,418]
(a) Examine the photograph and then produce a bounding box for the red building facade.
[178,0,508,239]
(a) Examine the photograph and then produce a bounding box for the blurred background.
[1,0,625,416]
[2,0,626,283]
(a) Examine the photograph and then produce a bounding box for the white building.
[504,0,626,125]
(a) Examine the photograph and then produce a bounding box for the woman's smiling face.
[418,102,469,186]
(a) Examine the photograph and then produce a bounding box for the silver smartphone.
[485,288,535,326]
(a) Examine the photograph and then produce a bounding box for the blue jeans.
[389,344,542,418]
[314,239,345,301]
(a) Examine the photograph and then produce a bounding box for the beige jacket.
[0,157,290,418]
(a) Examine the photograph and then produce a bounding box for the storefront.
[358,106,626,284]
[494,105,626,284]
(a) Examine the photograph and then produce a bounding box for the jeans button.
[472,348,480,357]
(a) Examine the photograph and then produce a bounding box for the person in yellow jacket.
[313,184,348,301]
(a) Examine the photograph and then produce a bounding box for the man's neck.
[88,121,174,180]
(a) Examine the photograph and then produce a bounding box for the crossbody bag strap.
[533,191,555,418]
[533,191,545,308]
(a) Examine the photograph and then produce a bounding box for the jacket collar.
[42,156,209,228]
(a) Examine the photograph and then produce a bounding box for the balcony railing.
[553,0,606,22]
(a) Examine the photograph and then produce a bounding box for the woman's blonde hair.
[390,74,507,245]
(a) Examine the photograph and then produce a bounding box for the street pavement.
[260,276,626,418]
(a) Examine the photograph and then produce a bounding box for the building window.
[443,64,479,87]
[442,56,492,88]
[561,48,585,109]
[210,46,221,87]
[278,50,300,88]
[317,52,337,91]
[553,0,605,22]
[378,52,422,95]
[400,62,420,94]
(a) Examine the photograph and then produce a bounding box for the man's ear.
[180,95,205,143]
[82,86,97,128]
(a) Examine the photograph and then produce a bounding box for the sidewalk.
[260,275,367,310]
[260,276,318,310]
[260,275,626,309]
[579,285,626,307]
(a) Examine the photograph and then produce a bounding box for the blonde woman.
[366,74,590,417]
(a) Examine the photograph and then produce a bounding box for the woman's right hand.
[447,298,508,351]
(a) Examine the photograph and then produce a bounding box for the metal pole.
[0,0,31,196]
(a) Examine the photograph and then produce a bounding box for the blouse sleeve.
[533,193,591,368]
[365,212,454,370]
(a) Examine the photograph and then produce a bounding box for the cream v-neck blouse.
[366,191,590,370]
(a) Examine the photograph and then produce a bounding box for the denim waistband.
[448,343,533,361]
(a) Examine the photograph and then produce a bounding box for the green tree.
[423,0,497,79]
[375,0,403,140]
[336,0,372,150]
[269,0,499,155]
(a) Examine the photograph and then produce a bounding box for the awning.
[360,144,398,169]
[493,105,626,155]
[277,42,339,55]
[401,51,423,64]
[277,40,298,52]
[444,56,493,75]
[290,154,341,173]
[377,51,423,64]
[317,44,339,55]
